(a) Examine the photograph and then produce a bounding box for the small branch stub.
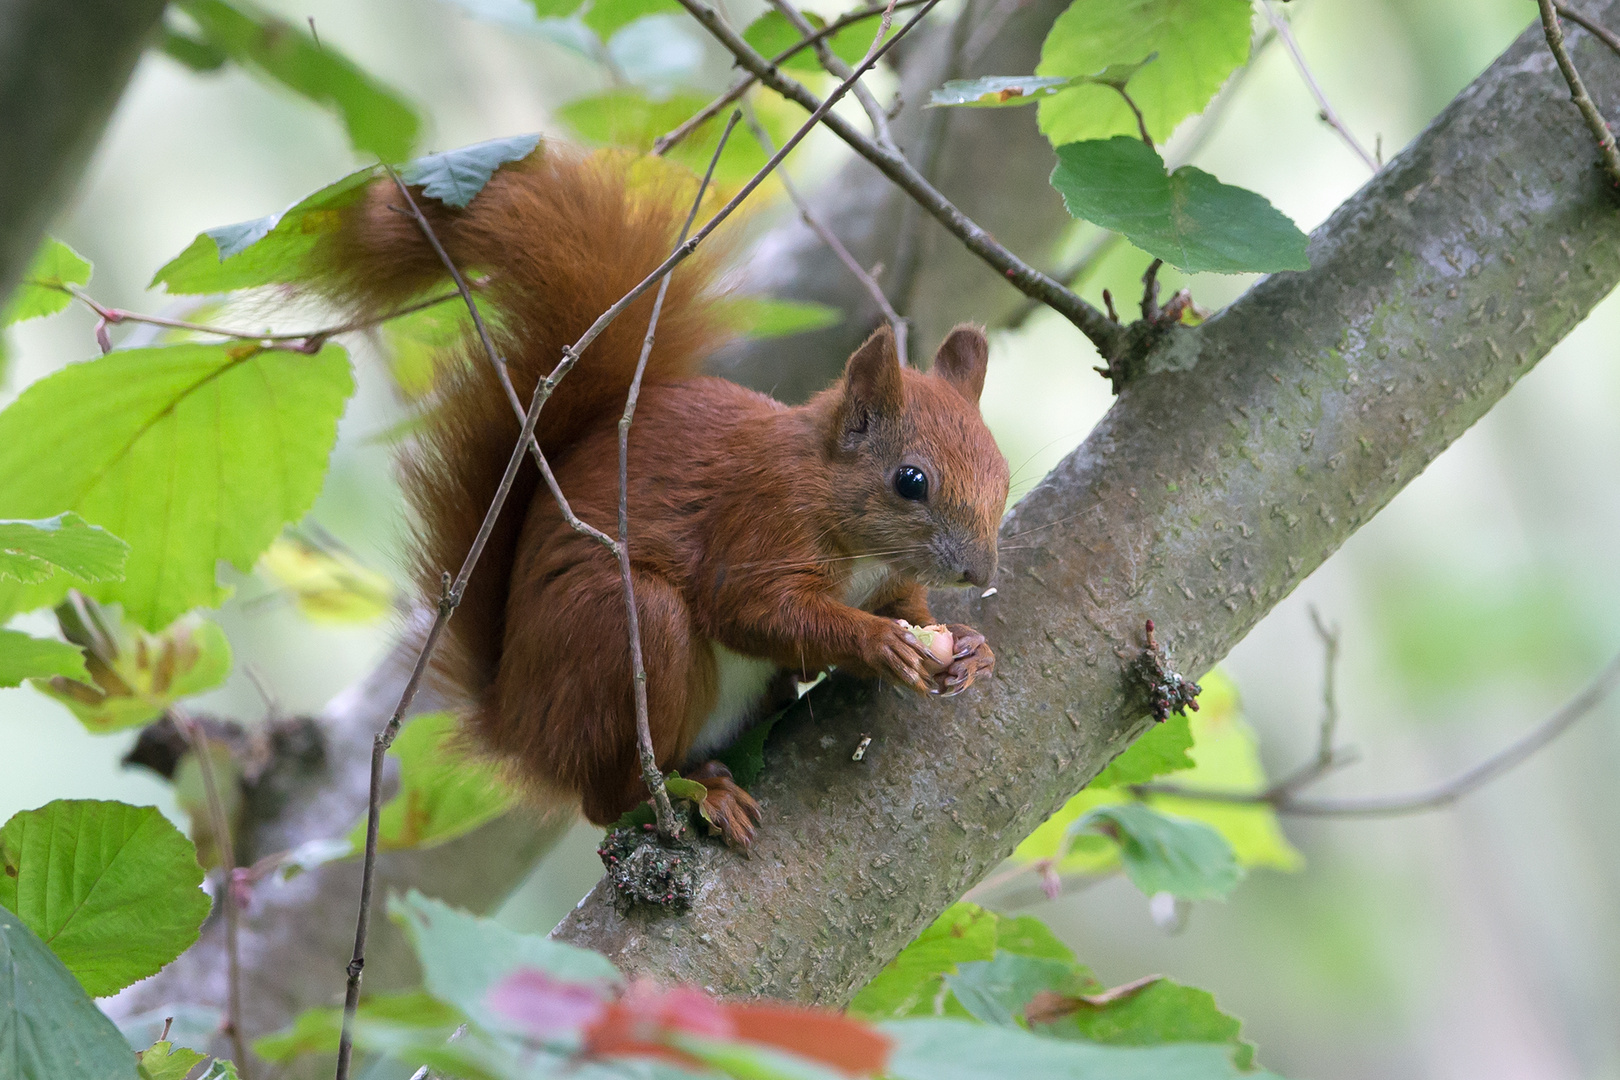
[598,822,699,911]
[1137,619,1201,722]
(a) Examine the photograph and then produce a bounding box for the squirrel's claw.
[687,760,762,853]
[936,623,994,696]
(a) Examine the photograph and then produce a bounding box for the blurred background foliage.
[3,0,1619,1077]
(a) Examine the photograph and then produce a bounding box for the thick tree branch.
[550,14,1620,998]
[0,0,168,300]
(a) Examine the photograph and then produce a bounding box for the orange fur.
[310,145,1010,841]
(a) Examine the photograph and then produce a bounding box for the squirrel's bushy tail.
[313,145,727,701]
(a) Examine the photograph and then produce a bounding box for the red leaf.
[487,968,610,1037]
[729,1003,892,1077]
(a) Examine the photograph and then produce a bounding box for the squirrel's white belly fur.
[690,557,895,761]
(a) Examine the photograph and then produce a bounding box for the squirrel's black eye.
[893,465,929,502]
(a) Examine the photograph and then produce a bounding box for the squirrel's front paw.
[863,620,938,695]
[937,624,994,696]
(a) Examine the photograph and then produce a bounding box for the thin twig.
[65,284,463,352]
[619,111,742,839]
[1115,85,1153,148]
[652,0,928,157]
[1307,605,1340,767]
[767,0,899,151]
[1555,3,1620,60]
[673,0,1124,356]
[1137,647,1620,819]
[1262,0,1379,173]
[1539,0,1620,188]
[334,9,942,1077]
[741,105,909,359]
[173,711,250,1079]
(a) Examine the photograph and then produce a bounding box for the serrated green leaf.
[0,629,88,688]
[177,0,418,161]
[1075,802,1243,900]
[253,991,463,1063]
[1059,979,1254,1068]
[137,1041,207,1080]
[399,133,542,208]
[1051,137,1310,274]
[1091,711,1193,788]
[346,713,514,854]
[846,903,999,1021]
[2,238,91,326]
[0,513,129,586]
[32,609,232,734]
[884,1017,1277,1080]
[0,342,354,628]
[717,297,843,340]
[152,167,375,294]
[583,0,682,37]
[389,891,621,1029]
[1036,0,1252,145]
[0,904,138,1080]
[0,800,210,998]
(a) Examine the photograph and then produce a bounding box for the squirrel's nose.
[959,551,996,589]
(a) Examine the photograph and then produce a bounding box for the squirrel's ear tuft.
[839,326,904,437]
[931,324,989,405]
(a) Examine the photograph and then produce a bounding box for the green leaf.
[32,610,232,734]
[375,293,497,399]
[884,1017,1276,1080]
[743,10,831,72]
[664,775,709,803]
[0,801,210,998]
[346,713,515,854]
[176,0,419,161]
[399,133,542,208]
[672,1034,849,1080]
[993,914,1075,962]
[253,991,463,1063]
[152,167,375,294]
[137,1041,207,1080]
[930,75,1080,108]
[389,890,621,1027]
[1091,711,1193,788]
[583,0,683,37]
[2,238,91,326]
[557,89,770,186]
[930,60,1157,110]
[0,904,138,1080]
[0,629,88,688]
[717,297,843,340]
[0,513,129,586]
[1050,138,1310,274]
[1074,803,1243,900]
[946,953,1083,1027]
[0,342,354,628]
[157,26,230,72]
[1036,0,1252,145]
[845,903,999,1021]
[1058,979,1254,1068]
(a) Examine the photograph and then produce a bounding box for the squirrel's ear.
[839,326,904,438]
[931,324,988,405]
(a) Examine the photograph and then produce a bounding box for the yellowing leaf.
[32,599,232,734]
[258,534,395,624]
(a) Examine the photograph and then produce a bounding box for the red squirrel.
[313,146,1009,848]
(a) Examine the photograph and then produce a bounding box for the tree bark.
[551,11,1620,998]
[106,0,1620,1058]
[0,0,169,300]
